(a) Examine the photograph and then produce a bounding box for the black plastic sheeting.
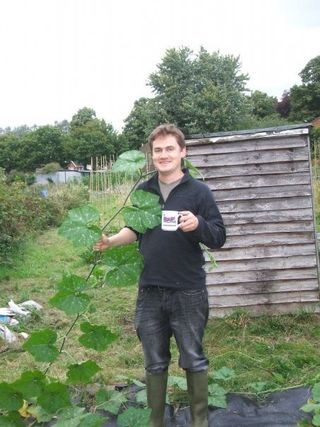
[102,386,312,427]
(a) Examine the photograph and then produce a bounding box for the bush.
[0,174,88,263]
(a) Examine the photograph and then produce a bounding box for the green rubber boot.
[186,370,209,427]
[145,370,168,427]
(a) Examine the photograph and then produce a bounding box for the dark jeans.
[135,286,209,374]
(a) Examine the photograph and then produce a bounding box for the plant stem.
[44,313,80,375]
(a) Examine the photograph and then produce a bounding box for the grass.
[1,225,320,400]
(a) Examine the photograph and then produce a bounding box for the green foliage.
[301,383,320,426]
[39,162,62,174]
[22,328,59,362]
[247,90,278,118]
[38,382,71,413]
[124,46,249,140]
[102,243,144,286]
[58,205,101,248]
[117,407,151,427]
[11,370,46,399]
[112,150,146,173]
[96,388,128,415]
[122,190,162,233]
[0,383,23,412]
[290,55,320,122]
[79,322,118,351]
[66,360,101,384]
[50,274,91,315]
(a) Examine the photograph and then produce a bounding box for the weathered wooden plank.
[225,221,314,236]
[222,232,315,248]
[195,161,309,179]
[214,185,311,202]
[206,268,318,285]
[207,279,319,296]
[209,291,320,308]
[187,135,307,155]
[205,255,317,273]
[206,173,311,191]
[222,208,314,224]
[209,302,320,318]
[190,147,308,168]
[218,197,312,214]
[208,243,317,261]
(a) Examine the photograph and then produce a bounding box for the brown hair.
[148,124,186,150]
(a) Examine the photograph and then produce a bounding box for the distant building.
[67,161,84,171]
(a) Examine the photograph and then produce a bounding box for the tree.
[66,108,119,168]
[277,91,291,118]
[248,90,277,118]
[124,47,250,139]
[289,55,320,122]
[123,98,168,149]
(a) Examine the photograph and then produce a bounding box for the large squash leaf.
[58,205,101,248]
[79,322,118,351]
[49,275,91,315]
[101,243,143,286]
[22,329,59,362]
[112,150,146,173]
[122,190,161,233]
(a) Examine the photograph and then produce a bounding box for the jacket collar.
[147,168,191,192]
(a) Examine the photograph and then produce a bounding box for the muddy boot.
[145,370,168,427]
[186,370,208,427]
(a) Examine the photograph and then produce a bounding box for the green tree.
[290,55,320,122]
[123,98,168,149]
[124,47,249,139]
[66,108,119,168]
[248,90,277,118]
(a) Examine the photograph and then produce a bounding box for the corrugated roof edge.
[187,123,312,140]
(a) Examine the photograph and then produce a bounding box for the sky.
[0,0,319,132]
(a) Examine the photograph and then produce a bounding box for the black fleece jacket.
[133,169,226,290]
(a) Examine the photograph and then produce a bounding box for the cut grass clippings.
[1,225,320,401]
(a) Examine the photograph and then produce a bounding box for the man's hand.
[178,211,199,232]
[94,234,111,251]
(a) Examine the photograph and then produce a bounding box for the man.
[95,124,226,427]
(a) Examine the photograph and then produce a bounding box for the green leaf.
[112,150,146,173]
[27,405,53,423]
[211,367,236,382]
[313,383,320,402]
[0,383,23,411]
[50,291,90,316]
[123,190,162,233]
[183,158,204,180]
[50,274,91,315]
[66,360,101,384]
[314,413,320,427]
[208,383,227,408]
[22,329,59,362]
[58,205,101,248]
[78,413,107,427]
[38,382,71,414]
[168,376,188,391]
[79,322,118,351]
[52,406,86,427]
[102,243,144,286]
[0,412,24,427]
[57,274,88,292]
[136,389,147,405]
[12,370,46,399]
[96,389,127,415]
[117,407,151,427]
[301,402,320,413]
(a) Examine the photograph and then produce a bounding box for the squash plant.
[0,150,220,426]
[0,150,160,426]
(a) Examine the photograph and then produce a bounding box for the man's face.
[151,135,186,177]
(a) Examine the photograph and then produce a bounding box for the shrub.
[0,176,88,263]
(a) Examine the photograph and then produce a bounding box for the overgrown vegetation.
[0,168,88,264]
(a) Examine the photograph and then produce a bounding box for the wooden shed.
[186,124,320,317]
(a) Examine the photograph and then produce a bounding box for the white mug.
[161,210,181,231]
